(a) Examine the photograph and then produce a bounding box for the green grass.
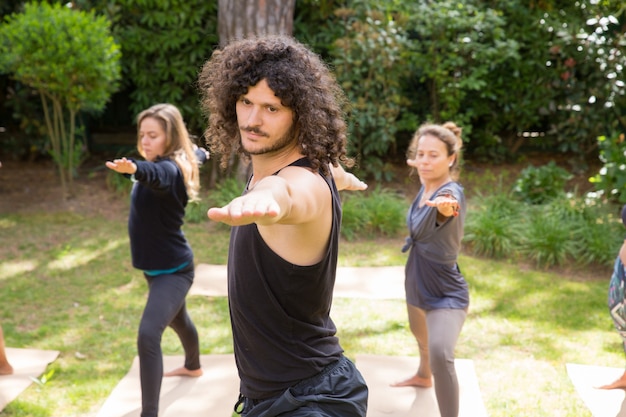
[0,207,621,417]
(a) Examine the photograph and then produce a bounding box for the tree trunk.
[216,0,296,182]
[218,0,295,47]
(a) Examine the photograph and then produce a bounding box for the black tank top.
[228,158,344,399]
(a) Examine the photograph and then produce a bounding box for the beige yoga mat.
[190,264,405,300]
[0,347,60,412]
[356,354,488,417]
[96,354,240,417]
[567,363,626,417]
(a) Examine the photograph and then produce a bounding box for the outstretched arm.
[330,164,368,191]
[208,166,329,227]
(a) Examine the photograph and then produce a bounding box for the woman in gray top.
[392,122,469,417]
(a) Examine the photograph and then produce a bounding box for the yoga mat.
[356,354,488,417]
[567,363,626,417]
[0,347,60,412]
[96,354,240,417]
[191,264,405,300]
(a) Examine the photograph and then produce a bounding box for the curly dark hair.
[198,35,353,176]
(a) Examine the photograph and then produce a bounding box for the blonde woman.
[105,103,209,417]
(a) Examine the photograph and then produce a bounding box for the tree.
[0,2,121,198]
[218,0,295,46]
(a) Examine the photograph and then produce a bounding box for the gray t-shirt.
[403,181,469,310]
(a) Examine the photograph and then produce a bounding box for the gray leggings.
[408,305,466,417]
[138,263,201,417]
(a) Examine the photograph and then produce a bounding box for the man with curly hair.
[199,35,369,416]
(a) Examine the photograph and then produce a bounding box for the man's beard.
[241,124,297,156]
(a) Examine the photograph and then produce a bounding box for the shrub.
[340,187,406,241]
[519,206,579,268]
[512,161,573,204]
[206,177,245,208]
[464,193,524,259]
[589,133,626,204]
[105,170,133,197]
[549,197,625,266]
[330,6,409,181]
[0,2,121,197]
[185,199,209,224]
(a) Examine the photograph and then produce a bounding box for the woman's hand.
[425,195,459,217]
[105,157,137,175]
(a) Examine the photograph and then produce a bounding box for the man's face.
[236,78,296,155]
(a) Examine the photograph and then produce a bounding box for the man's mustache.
[241,126,268,136]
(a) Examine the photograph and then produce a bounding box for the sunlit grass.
[0,209,620,417]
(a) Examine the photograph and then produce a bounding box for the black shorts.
[236,355,368,417]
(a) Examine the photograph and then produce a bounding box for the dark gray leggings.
[426,308,466,417]
[137,263,201,417]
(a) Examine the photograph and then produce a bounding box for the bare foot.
[163,366,203,377]
[390,374,433,388]
[0,363,13,376]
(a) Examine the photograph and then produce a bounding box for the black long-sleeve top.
[127,150,206,271]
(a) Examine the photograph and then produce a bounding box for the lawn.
[0,206,620,417]
[0,154,620,417]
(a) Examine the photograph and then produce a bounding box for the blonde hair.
[136,103,201,201]
[407,121,463,180]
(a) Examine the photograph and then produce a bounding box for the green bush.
[512,161,573,204]
[91,0,219,134]
[206,177,245,208]
[464,193,524,259]
[546,197,624,266]
[105,170,133,197]
[0,2,121,197]
[340,187,406,241]
[330,6,409,181]
[519,205,579,268]
[185,199,209,224]
[465,188,624,268]
[589,133,626,204]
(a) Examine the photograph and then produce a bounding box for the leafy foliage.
[589,133,626,203]
[465,185,624,268]
[464,193,524,259]
[401,1,517,128]
[330,5,410,181]
[340,186,406,240]
[0,2,121,196]
[512,161,573,204]
[81,0,219,134]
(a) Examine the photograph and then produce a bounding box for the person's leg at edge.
[427,308,466,417]
[599,274,626,390]
[598,338,626,389]
[137,272,195,417]
[0,325,13,375]
[391,304,432,387]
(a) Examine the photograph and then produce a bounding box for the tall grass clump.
[519,204,579,268]
[466,181,624,269]
[464,192,524,259]
[558,195,624,266]
[340,186,406,240]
